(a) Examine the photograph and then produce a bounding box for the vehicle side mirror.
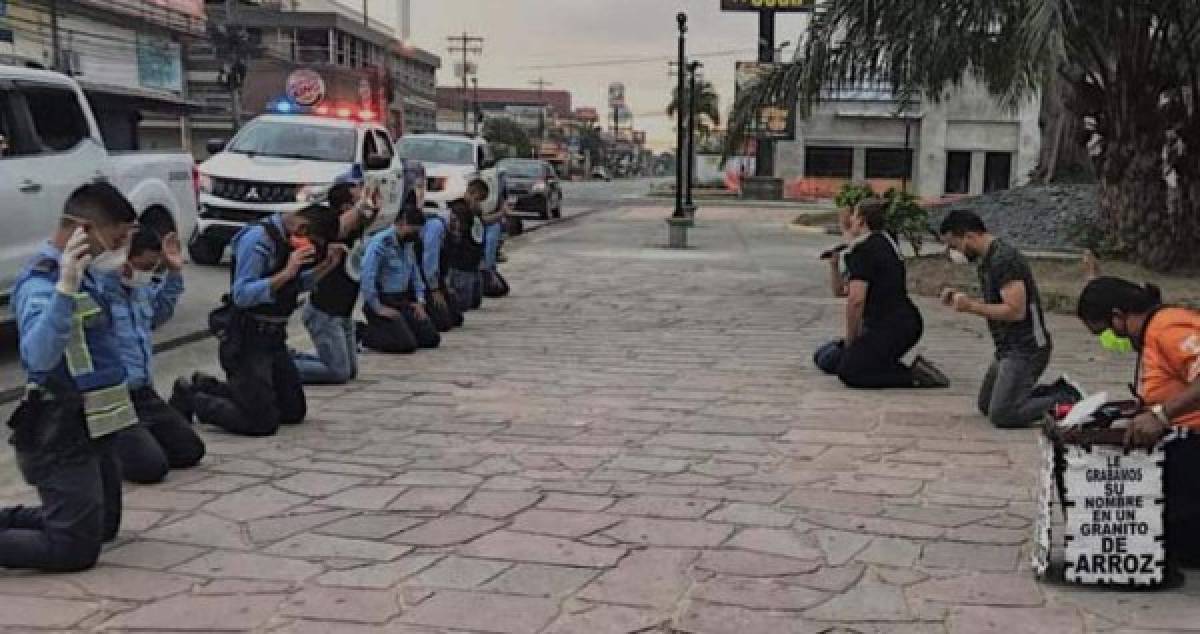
[206,138,227,155]
[365,152,392,171]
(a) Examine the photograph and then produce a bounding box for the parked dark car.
[498,158,562,220]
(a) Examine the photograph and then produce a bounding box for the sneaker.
[169,377,195,422]
[910,355,950,389]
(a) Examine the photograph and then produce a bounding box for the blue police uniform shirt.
[360,229,425,311]
[12,243,127,391]
[230,214,316,309]
[99,270,184,390]
[420,216,446,290]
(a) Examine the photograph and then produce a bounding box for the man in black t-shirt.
[939,210,1077,428]
[836,199,947,389]
[291,177,378,384]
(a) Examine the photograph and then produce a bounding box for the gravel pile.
[932,184,1101,250]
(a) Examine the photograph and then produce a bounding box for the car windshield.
[498,160,543,178]
[395,137,475,165]
[227,121,356,162]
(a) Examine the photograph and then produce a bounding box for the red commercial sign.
[720,0,813,10]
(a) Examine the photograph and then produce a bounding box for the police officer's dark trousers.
[362,294,441,353]
[0,389,121,572]
[192,318,305,437]
[426,289,464,332]
[448,268,483,312]
[114,387,206,483]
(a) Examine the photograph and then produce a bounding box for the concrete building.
[183,0,437,158]
[774,78,1041,200]
[0,0,205,151]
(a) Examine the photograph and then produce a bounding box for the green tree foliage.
[668,79,721,145]
[483,117,533,160]
[728,0,1200,270]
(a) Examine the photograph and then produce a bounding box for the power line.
[518,47,757,70]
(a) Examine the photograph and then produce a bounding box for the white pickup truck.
[193,112,424,264]
[394,133,494,211]
[0,65,198,309]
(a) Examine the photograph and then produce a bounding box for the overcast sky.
[390,1,809,149]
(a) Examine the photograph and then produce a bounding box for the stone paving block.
[281,585,401,623]
[604,517,734,547]
[804,573,912,622]
[386,469,485,487]
[693,549,822,577]
[609,494,720,518]
[100,540,208,570]
[606,454,690,473]
[692,576,829,610]
[483,563,598,598]
[175,474,264,493]
[316,513,424,539]
[143,512,252,550]
[907,573,1042,607]
[392,514,504,546]
[0,596,99,628]
[69,565,196,601]
[726,527,823,560]
[124,488,214,512]
[460,490,543,518]
[247,509,356,543]
[102,593,286,630]
[509,509,621,537]
[577,548,697,608]
[463,530,626,567]
[316,554,444,589]
[675,603,820,634]
[855,537,922,568]
[814,529,873,566]
[0,574,89,598]
[265,532,410,561]
[194,579,294,595]
[318,485,406,510]
[544,603,667,634]
[408,556,511,589]
[919,542,1019,572]
[706,502,795,527]
[173,550,323,582]
[387,486,474,512]
[203,484,308,522]
[275,472,367,497]
[651,432,770,453]
[399,590,559,633]
[948,606,1084,634]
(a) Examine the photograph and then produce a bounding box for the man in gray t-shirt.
[938,211,1074,428]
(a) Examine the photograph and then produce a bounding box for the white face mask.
[90,243,129,274]
[947,249,970,265]
[121,268,157,289]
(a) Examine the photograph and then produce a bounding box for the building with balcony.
[774,78,1040,200]
[182,0,437,158]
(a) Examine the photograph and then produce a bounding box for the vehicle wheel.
[551,196,562,219]
[538,195,551,221]
[507,216,525,236]
[188,233,225,266]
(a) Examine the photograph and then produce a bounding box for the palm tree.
[727,0,1200,271]
[668,79,721,146]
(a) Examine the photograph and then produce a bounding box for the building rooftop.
[436,87,572,117]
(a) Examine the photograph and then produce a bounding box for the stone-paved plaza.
[1,204,1197,632]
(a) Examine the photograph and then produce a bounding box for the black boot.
[169,377,196,423]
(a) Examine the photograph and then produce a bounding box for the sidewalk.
[0,203,1191,632]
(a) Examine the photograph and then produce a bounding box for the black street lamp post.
[673,12,687,219]
[684,61,702,216]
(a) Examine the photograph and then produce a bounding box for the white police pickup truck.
[0,65,198,311]
[192,111,424,264]
[394,133,494,211]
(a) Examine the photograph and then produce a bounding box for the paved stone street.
[1,203,1196,632]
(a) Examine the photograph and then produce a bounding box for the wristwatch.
[1151,404,1172,426]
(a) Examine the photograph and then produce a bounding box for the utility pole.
[224,0,244,132]
[529,77,552,158]
[471,76,480,135]
[49,0,61,72]
[447,32,484,134]
[363,0,369,27]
